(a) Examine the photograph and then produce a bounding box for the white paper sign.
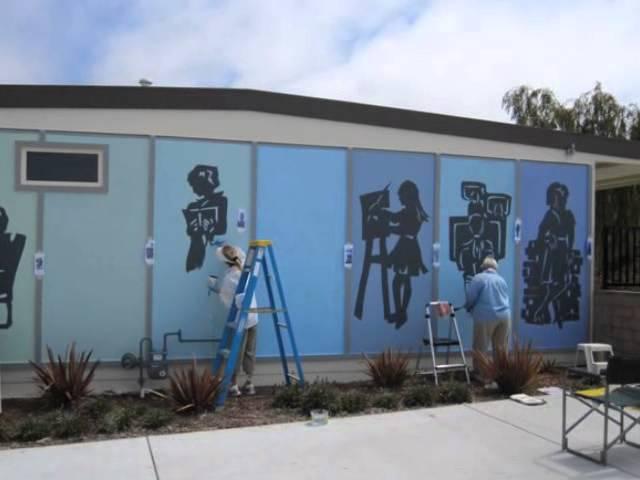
[432,243,440,269]
[514,218,522,244]
[236,208,247,233]
[343,243,353,269]
[144,239,155,265]
[34,252,45,278]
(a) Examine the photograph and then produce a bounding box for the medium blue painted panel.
[42,134,148,361]
[153,139,251,358]
[439,156,516,349]
[518,162,590,349]
[0,131,39,363]
[350,150,434,354]
[257,145,346,356]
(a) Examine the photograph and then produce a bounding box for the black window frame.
[15,141,108,193]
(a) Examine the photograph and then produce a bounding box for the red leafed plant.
[169,359,222,414]
[30,343,100,408]
[472,339,543,395]
[363,349,410,389]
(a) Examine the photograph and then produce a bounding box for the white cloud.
[3,0,640,122]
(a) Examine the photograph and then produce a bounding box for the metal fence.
[602,226,640,288]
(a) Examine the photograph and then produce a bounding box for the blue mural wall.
[41,134,148,361]
[153,139,252,358]
[256,145,346,356]
[0,131,39,363]
[439,156,516,349]
[517,161,590,349]
[350,150,435,354]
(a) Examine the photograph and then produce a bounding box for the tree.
[502,82,640,141]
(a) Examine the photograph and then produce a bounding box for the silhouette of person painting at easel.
[0,206,26,329]
[355,181,429,329]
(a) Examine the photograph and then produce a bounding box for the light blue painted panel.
[0,131,39,362]
[257,145,346,356]
[350,150,434,354]
[153,139,251,358]
[518,162,590,349]
[42,134,148,361]
[439,156,516,349]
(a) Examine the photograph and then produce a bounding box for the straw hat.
[215,244,245,268]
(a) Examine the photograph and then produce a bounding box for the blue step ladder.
[212,240,305,407]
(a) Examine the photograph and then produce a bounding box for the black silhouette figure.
[183,165,228,272]
[522,182,582,329]
[355,181,429,329]
[0,207,26,329]
[449,182,511,285]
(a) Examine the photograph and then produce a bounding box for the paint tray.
[510,393,546,406]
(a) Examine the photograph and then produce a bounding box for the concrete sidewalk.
[1,394,638,479]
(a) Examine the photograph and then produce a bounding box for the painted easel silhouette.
[354,185,391,320]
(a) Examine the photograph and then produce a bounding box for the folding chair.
[562,356,640,465]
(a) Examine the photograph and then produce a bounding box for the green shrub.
[364,349,410,390]
[371,393,399,410]
[140,408,174,430]
[438,381,471,404]
[98,406,134,433]
[403,385,435,408]
[15,416,51,442]
[51,411,88,439]
[81,397,111,420]
[339,391,369,413]
[300,382,339,415]
[0,418,16,442]
[272,384,304,410]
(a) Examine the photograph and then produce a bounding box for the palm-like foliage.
[169,359,222,413]
[30,343,100,408]
[363,349,410,389]
[473,339,543,396]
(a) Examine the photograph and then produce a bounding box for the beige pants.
[473,318,509,354]
[233,325,257,381]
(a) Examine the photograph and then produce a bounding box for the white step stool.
[575,343,613,375]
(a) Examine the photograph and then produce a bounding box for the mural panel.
[42,134,148,361]
[518,162,590,349]
[153,139,251,358]
[0,132,39,363]
[439,156,516,350]
[257,145,346,356]
[350,150,434,354]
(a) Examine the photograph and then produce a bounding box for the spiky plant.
[363,349,410,389]
[30,343,100,408]
[473,339,543,396]
[169,359,222,413]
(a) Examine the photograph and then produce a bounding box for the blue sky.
[1,0,639,121]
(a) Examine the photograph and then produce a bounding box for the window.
[15,142,108,192]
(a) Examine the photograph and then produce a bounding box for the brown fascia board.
[1,84,639,160]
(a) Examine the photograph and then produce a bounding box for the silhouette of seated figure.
[0,207,26,329]
[457,213,495,284]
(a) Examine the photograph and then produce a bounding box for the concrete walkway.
[1,393,638,479]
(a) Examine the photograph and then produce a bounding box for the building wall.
[593,289,640,357]
[0,112,598,395]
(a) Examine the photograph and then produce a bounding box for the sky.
[1,0,639,122]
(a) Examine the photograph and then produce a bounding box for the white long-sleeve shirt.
[218,267,259,329]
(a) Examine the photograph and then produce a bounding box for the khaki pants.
[233,325,257,381]
[473,318,509,354]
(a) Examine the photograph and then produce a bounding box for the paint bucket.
[310,409,329,426]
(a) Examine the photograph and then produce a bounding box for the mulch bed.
[0,369,584,450]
